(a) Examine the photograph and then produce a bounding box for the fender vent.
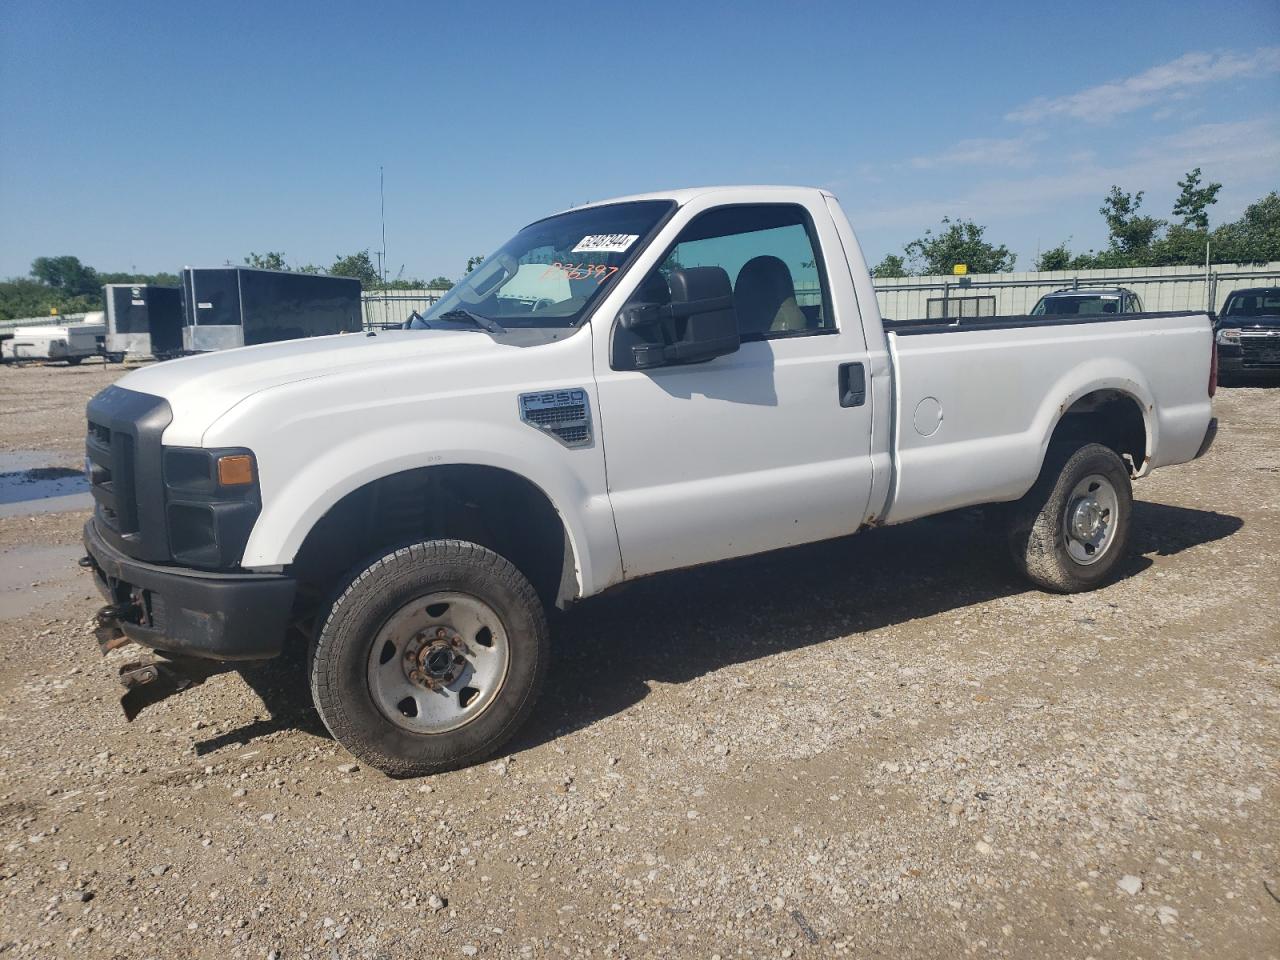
[519,389,592,448]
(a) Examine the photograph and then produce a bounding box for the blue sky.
[2,0,1278,280]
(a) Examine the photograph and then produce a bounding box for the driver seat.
[734,256,808,336]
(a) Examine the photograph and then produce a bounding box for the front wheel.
[1006,443,1133,593]
[310,540,548,777]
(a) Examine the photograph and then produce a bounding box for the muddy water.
[0,450,91,518]
[0,543,88,620]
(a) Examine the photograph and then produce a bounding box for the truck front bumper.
[83,519,295,661]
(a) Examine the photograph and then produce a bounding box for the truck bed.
[882,310,1214,524]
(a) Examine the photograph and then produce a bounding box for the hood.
[114,329,549,441]
[1217,314,1280,330]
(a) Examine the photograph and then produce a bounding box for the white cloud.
[908,134,1043,170]
[1006,47,1280,123]
[850,118,1280,230]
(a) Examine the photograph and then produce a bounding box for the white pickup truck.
[83,186,1218,775]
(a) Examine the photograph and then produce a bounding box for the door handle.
[838,362,866,408]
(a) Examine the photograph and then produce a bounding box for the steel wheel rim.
[366,591,510,734]
[1063,473,1119,565]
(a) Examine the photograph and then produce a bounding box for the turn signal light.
[217,454,255,486]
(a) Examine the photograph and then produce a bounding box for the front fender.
[242,416,618,599]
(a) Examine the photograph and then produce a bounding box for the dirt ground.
[0,361,1276,960]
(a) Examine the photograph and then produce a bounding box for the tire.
[1006,442,1133,593]
[66,357,83,366]
[310,540,548,777]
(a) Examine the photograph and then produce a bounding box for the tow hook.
[94,603,137,653]
[117,656,233,722]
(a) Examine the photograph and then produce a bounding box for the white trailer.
[2,316,106,364]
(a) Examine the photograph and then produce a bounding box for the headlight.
[162,447,261,568]
[1216,328,1241,344]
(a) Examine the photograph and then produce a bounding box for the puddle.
[0,544,88,620]
[0,450,91,518]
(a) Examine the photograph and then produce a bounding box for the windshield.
[1031,294,1121,316]
[1223,290,1280,317]
[416,200,674,330]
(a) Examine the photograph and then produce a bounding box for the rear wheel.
[310,540,548,777]
[1006,443,1133,593]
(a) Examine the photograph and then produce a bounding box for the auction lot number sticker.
[572,234,639,254]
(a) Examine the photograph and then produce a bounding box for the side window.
[631,205,833,340]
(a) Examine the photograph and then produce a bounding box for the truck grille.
[1240,333,1280,368]
[85,386,173,561]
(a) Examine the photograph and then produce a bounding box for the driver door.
[592,194,877,580]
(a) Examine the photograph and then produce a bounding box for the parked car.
[1,317,106,364]
[1214,286,1280,381]
[82,186,1217,776]
[1030,287,1144,316]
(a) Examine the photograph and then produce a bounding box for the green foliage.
[245,251,289,271]
[1034,244,1073,271]
[465,255,485,274]
[1172,167,1222,230]
[30,256,99,296]
[870,254,908,278]
[903,217,1016,275]
[1148,225,1210,267]
[328,250,381,288]
[1209,191,1280,264]
[0,278,96,322]
[1,257,183,323]
[426,276,454,290]
[1100,186,1165,257]
[1041,180,1278,270]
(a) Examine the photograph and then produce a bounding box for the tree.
[903,217,1016,275]
[30,255,99,296]
[465,255,485,274]
[1149,224,1209,267]
[426,276,454,289]
[1035,244,1073,271]
[1172,167,1222,230]
[245,251,289,271]
[1100,186,1164,258]
[329,250,380,288]
[870,254,907,278]
[1210,191,1280,263]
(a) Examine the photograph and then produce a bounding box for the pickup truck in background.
[82,186,1218,776]
[1214,286,1280,381]
[1030,286,1144,316]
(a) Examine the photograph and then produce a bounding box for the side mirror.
[623,266,740,369]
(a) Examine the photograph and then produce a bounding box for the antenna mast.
[379,165,388,289]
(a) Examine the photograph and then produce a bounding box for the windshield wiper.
[435,308,506,334]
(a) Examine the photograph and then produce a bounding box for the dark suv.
[1215,287,1280,381]
[1030,287,1144,317]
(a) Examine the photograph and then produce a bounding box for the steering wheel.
[530,298,556,313]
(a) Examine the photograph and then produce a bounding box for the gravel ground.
[0,363,1277,959]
